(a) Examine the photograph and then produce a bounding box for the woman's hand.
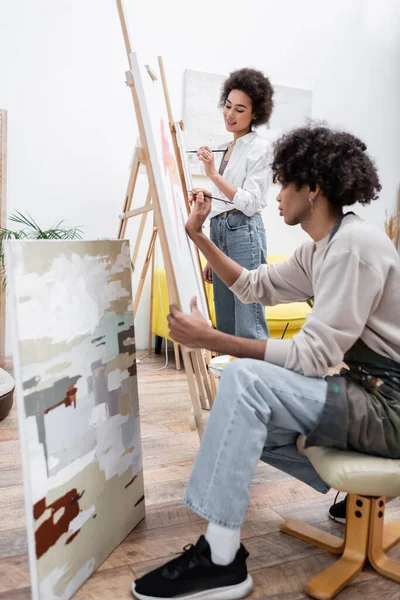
[186,190,212,239]
[168,297,212,348]
[197,146,217,179]
[203,262,213,283]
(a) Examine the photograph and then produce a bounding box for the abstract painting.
[5,240,144,600]
[183,69,313,175]
[129,52,208,319]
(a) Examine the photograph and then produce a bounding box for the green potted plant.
[0,211,83,419]
[0,211,83,287]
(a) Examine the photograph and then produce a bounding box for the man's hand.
[186,190,212,239]
[168,297,267,361]
[203,262,213,283]
[197,146,217,179]
[168,297,212,348]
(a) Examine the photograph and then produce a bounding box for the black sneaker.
[132,535,253,600]
[328,493,347,524]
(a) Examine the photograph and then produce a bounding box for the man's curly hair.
[219,68,274,127]
[271,124,381,207]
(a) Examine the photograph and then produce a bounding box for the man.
[132,125,400,600]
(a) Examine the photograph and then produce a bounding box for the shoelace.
[333,490,340,507]
[165,544,205,577]
[331,491,347,520]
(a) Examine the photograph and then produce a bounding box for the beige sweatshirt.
[230,214,400,377]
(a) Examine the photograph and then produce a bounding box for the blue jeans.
[210,212,269,340]
[184,360,330,529]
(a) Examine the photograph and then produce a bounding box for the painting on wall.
[183,69,313,175]
[129,52,208,319]
[5,239,144,600]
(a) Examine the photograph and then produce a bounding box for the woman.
[195,68,274,339]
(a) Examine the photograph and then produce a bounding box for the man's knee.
[221,358,281,384]
[222,358,254,378]
[215,359,259,410]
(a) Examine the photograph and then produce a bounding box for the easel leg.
[133,227,157,316]
[148,213,156,356]
[205,349,217,401]
[196,349,214,409]
[191,350,209,410]
[132,189,152,266]
[118,152,141,239]
[173,343,181,371]
[181,348,204,439]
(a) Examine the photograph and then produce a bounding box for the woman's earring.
[309,196,314,213]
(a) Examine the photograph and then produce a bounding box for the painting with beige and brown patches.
[5,239,145,600]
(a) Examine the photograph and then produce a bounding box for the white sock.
[205,522,241,566]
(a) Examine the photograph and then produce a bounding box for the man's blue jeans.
[184,360,330,529]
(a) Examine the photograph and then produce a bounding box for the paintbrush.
[187,190,234,205]
[186,149,226,153]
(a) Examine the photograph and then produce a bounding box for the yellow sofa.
[152,254,311,343]
[264,254,312,339]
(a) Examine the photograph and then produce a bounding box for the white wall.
[1,0,399,349]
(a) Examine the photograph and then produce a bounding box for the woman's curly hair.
[271,124,381,207]
[219,68,274,127]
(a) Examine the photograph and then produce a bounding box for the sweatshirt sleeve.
[265,250,383,376]
[230,245,314,305]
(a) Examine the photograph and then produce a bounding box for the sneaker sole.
[328,513,346,525]
[132,574,253,600]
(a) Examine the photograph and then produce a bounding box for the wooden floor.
[1,353,399,599]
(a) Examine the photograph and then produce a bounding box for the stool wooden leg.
[368,497,400,582]
[280,520,344,554]
[383,521,400,552]
[305,494,371,600]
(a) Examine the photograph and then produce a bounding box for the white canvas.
[5,239,144,600]
[183,69,313,175]
[129,52,208,319]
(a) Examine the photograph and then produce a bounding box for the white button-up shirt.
[208,130,272,219]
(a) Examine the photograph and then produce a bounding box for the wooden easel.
[118,147,183,371]
[157,57,217,400]
[128,60,218,403]
[0,109,7,368]
[115,0,213,435]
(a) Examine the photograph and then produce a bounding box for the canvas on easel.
[129,52,208,319]
[171,119,218,398]
[129,54,213,416]
[5,239,144,600]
